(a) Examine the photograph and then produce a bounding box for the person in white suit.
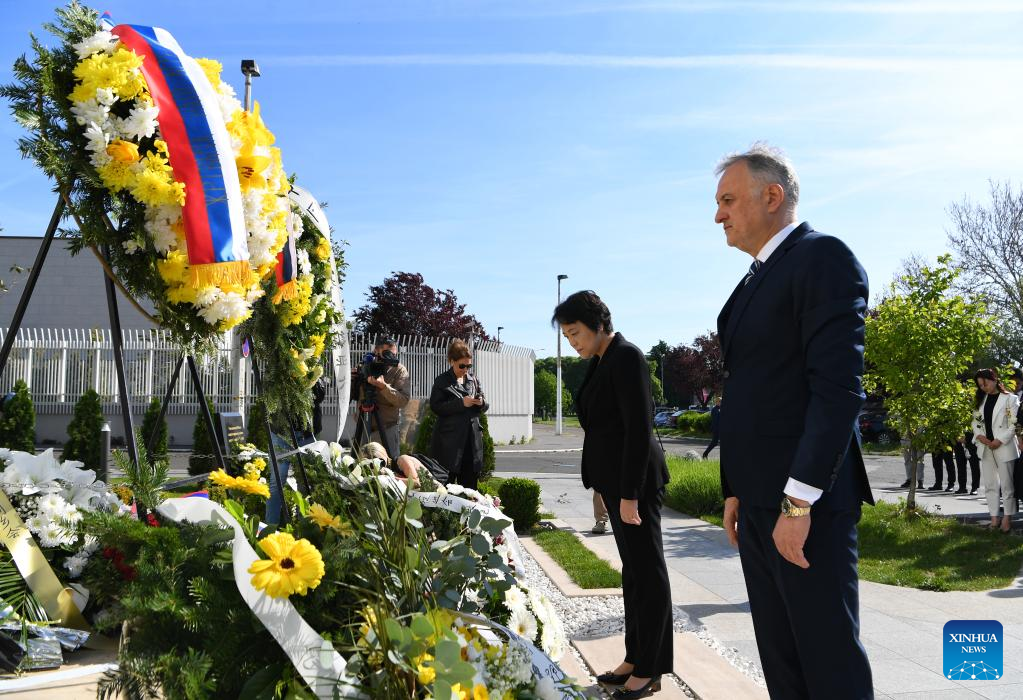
[973,368,1019,533]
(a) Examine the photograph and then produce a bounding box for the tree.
[354,272,490,339]
[865,255,993,510]
[189,399,218,476]
[648,360,665,406]
[0,380,35,452]
[534,356,587,413]
[63,389,103,469]
[534,369,571,419]
[946,181,1023,360]
[664,332,723,408]
[647,341,671,404]
[140,397,168,461]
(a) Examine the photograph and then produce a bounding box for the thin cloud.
[550,1,1023,15]
[265,52,1018,72]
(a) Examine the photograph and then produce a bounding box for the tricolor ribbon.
[272,229,298,302]
[111,24,249,289]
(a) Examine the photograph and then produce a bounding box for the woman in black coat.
[554,290,672,699]
[428,339,489,489]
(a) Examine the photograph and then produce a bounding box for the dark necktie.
[743,259,762,286]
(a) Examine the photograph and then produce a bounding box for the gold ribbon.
[0,491,91,631]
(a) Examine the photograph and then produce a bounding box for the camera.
[357,349,399,408]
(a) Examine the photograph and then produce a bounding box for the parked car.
[859,411,898,443]
[654,410,674,427]
[687,404,711,413]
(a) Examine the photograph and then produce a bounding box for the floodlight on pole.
[497,326,504,344]
[556,274,568,436]
[241,59,260,112]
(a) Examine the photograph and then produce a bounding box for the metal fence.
[0,328,535,418]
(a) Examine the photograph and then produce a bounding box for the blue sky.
[2,1,1023,356]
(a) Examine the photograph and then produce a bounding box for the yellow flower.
[96,159,136,191]
[248,532,325,598]
[236,153,272,191]
[416,661,436,686]
[314,238,331,261]
[309,334,326,359]
[157,249,189,285]
[194,58,224,89]
[308,503,342,531]
[472,685,489,700]
[106,139,139,163]
[207,469,270,498]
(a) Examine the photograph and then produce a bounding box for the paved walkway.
[514,426,1023,700]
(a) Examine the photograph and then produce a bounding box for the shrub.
[479,413,495,481]
[0,380,35,452]
[413,406,437,455]
[63,389,103,469]
[674,411,712,434]
[188,398,218,476]
[140,397,168,460]
[497,477,541,533]
[245,400,270,455]
[478,476,506,499]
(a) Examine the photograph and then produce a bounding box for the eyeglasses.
[458,363,473,370]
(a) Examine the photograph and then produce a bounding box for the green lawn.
[532,416,582,429]
[531,528,622,589]
[663,455,1023,591]
[860,442,901,456]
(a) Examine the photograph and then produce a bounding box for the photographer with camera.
[352,337,410,460]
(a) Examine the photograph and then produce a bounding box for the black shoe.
[597,671,631,685]
[918,482,925,489]
[899,480,911,488]
[945,485,955,492]
[927,484,942,491]
[612,677,662,699]
[955,488,968,494]
[970,488,978,495]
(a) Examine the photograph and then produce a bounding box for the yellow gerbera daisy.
[248,532,324,598]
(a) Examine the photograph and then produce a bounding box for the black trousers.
[449,433,479,490]
[954,440,981,491]
[703,433,720,459]
[738,505,873,700]
[601,490,673,678]
[931,448,955,488]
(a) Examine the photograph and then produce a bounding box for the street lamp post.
[497,326,504,344]
[556,274,568,435]
[241,59,260,112]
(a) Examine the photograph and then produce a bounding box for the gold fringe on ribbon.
[188,260,252,289]
[272,279,297,304]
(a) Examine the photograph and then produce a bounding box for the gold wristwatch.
[780,496,811,518]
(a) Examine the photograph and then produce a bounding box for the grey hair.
[715,142,799,212]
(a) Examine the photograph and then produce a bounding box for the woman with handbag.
[553,290,672,698]
[428,339,489,490]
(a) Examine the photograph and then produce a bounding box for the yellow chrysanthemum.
[207,469,270,498]
[131,168,185,207]
[307,503,341,531]
[248,532,324,598]
[96,159,137,191]
[472,685,488,700]
[194,57,224,89]
[157,249,189,285]
[309,334,326,359]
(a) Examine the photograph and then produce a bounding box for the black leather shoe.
[945,485,955,492]
[955,488,968,494]
[918,482,925,489]
[899,480,911,488]
[927,483,942,491]
[970,488,978,495]
[597,671,631,685]
[612,677,662,699]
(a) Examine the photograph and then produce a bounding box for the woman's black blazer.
[428,369,489,475]
[576,333,668,500]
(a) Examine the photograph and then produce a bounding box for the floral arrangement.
[0,448,126,607]
[0,2,298,347]
[73,443,582,698]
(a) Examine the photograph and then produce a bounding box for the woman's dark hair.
[974,367,1009,408]
[551,290,613,334]
[447,339,472,362]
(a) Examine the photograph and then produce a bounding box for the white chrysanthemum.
[70,97,111,128]
[72,30,117,59]
[195,286,220,307]
[507,606,538,642]
[116,103,160,141]
[534,676,563,700]
[26,514,48,533]
[296,248,311,277]
[122,239,141,255]
[36,492,68,517]
[95,87,117,107]
[39,524,65,548]
[145,217,178,254]
[82,535,99,555]
[61,506,83,525]
[83,122,112,168]
[64,554,88,578]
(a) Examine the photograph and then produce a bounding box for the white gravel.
[518,545,767,695]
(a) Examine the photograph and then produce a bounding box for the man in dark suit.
[714,144,874,699]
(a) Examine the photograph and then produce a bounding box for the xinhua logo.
[943,620,1003,681]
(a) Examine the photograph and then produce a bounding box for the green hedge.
[140,397,168,460]
[0,380,35,452]
[497,477,541,533]
[63,389,103,469]
[673,411,712,434]
[188,399,218,476]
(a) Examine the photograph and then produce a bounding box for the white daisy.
[507,606,538,643]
